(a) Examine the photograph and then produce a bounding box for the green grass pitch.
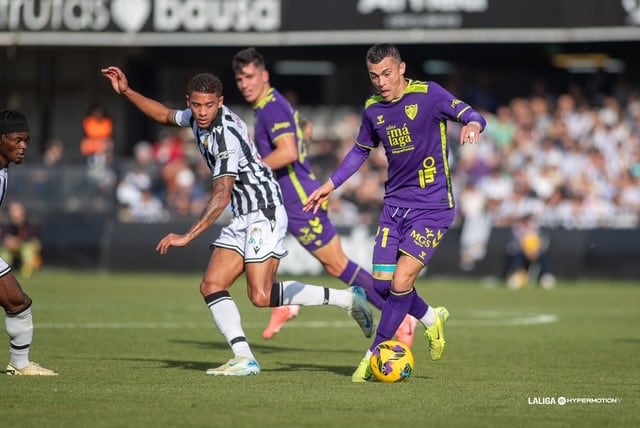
[1,269,638,427]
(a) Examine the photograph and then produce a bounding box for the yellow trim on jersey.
[440,122,454,208]
[272,132,295,143]
[254,87,276,110]
[364,79,429,109]
[287,163,309,203]
[405,79,428,94]
[365,94,385,109]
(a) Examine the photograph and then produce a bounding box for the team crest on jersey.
[405,104,418,120]
[451,99,463,109]
[377,115,385,125]
[249,227,264,254]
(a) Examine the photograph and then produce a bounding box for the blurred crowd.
[106,81,640,235]
[17,79,640,237]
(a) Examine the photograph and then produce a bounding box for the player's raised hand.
[303,180,335,214]
[461,121,482,145]
[101,66,130,95]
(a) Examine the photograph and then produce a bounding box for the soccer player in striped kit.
[0,110,58,376]
[102,66,374,376]
[305,44,486,381]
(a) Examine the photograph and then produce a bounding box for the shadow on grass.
[169,338,358,356]
[105,356,358,377]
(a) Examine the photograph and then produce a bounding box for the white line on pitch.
[35,314,558,329]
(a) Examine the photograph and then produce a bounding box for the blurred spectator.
[0,201,42,278]
[458,181,492,271]
[162,157,203,219]
[327,197,361,228]
[81,104,114,166]
[505,213,555,290]
[122,185,168,223]
[43,138,66,167]
[116,140,166,221]
[153,128,186,166]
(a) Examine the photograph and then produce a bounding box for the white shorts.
[0,257,11,277]
[214,205,289,263]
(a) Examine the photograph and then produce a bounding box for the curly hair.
[186,73,223,97]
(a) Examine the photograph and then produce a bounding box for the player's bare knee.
[247,292,270,307]
[246,281,271,307]
[199,279,222,297]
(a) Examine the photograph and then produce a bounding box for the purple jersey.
[356,79,486,209]
[253,88,320,204]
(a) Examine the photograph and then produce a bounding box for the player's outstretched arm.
[101,66,176,126]
[156,176,234,254]
[303,179,335,214]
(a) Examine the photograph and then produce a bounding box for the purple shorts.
[286,201,338,252]
[373,205,455,268]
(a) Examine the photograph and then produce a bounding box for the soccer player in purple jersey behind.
[304,44,486,381]
[102,66,374,376]
[0,110,57,376]
[232,48,388,340]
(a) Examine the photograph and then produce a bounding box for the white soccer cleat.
[205,358,260,376]
[6,362,58,376]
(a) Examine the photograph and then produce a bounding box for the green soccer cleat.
[348,286,375,338]
[6,362,58,376]
[425,306,450,361]
[205,358,260,376]
[351,356,373,383]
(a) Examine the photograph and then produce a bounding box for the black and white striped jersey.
[175,105,283,217]
[0,168,8,208]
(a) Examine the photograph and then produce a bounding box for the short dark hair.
[187,73,223,97]
[366,43,402,65]
[232,47,266,73]
[0,110,30,135]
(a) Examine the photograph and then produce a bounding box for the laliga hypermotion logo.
[111,0,151,33]
[622,0,640,24]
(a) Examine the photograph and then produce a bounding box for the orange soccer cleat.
[262,305,300,340]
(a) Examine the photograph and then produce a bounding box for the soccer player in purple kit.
[232,48,386,340]
[304,44,486,381]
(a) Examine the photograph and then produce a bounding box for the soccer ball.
[369,340,415,383]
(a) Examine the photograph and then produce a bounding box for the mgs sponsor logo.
[410,227,444,249]
[0,0,281,32]
[622,0,640,24]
